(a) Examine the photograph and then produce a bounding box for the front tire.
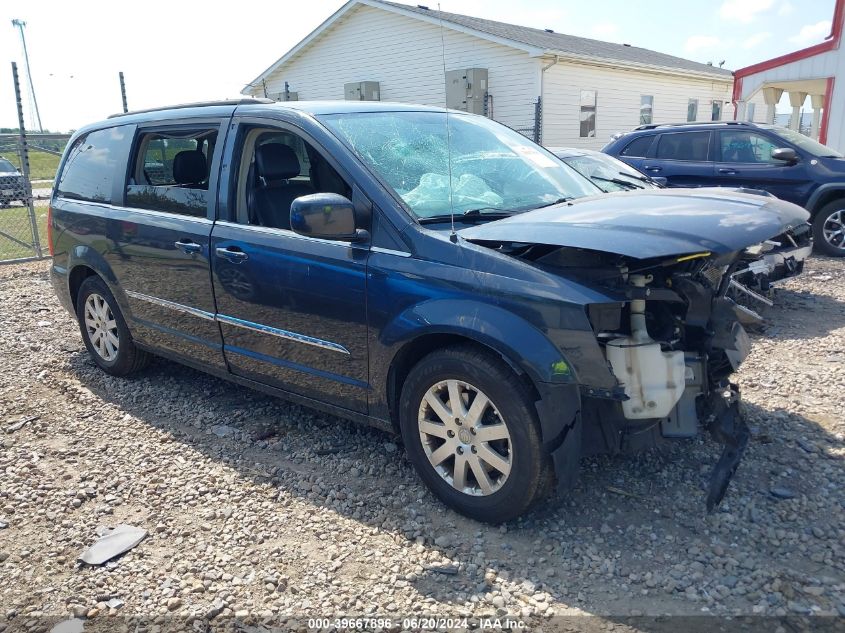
[75,276,151,376]
[813,201,845,257]
[399,345,552,523]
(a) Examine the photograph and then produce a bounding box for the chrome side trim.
[125,290,216,321]
[370,246,412,258]
[215,314,350,355]
[214,220,365,250]
[58,199,213,225]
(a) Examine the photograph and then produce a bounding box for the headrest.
[172,150,207,185]
[255,143,300,181]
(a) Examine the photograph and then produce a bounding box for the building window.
[746,103,756,122]
[711,100,723,121]
[640,95,654,125]
[687,99,699,122]
[580,90,597,138]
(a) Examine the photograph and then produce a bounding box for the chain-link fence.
[0,133,66,263]
[1,62,68,264]
[511,97,542,144]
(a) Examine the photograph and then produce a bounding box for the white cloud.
[789,20,832,45]
[778,1,794,16]
[719,0,775,23]
[685,35,723,53]
[743,32,772,48]
[590,22,620,39]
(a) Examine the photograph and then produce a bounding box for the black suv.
[50,100,808,522]
[603,121,845,256]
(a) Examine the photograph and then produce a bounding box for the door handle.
[644,166,662,173]
[718,168,738,175]
[215,246,249,263]
[175,240,202,255]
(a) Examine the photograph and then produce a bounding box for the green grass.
[0,203,49,262]
[0,142,65,181]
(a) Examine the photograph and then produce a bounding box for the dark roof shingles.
[377,0,733,77]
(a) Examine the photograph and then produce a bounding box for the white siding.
[541,61,732,148]
[251,5,541,132]
[738,45,845,151]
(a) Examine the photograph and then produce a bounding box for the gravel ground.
[0,258,844,630]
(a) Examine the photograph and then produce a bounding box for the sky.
[0,0,837,132]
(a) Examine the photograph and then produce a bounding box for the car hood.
[459,188,810,259]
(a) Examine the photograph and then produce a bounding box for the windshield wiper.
[591,175,642,190]
[530,197,574,210]
[418,208,513,224]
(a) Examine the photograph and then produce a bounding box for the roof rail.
[634,121,754,131]
[108,98,275,119]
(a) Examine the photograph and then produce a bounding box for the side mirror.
[290,193,368,242]
[650,176,668,187]
[772,147,798,164]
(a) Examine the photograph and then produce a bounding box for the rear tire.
[399,345,552,523]
[812,200,845,257]
[76,276,151,376]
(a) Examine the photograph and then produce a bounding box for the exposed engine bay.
[459,188,813,510]
[503,241,758,511]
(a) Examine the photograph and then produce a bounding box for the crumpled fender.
[380,298,577,385]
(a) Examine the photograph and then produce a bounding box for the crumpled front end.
[531,247,756,510]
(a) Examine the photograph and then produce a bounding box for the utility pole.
[11,19,43,133]
[119,71,128,113]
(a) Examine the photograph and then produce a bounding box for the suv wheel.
[76,276,151,375]
[399,345,552,523]
[813,200,845,257]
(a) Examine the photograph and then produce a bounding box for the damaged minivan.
[49,101,809,522]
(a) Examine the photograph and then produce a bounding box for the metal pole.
[12,61,42,258]
[119,71,128,113]
[11,19,43,133]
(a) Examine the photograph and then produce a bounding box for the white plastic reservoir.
[605,338,686,419]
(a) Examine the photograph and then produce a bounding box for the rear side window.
[126,128,218,217]
[57,126,130,203]
[620,135,654,157]
[655,131,711,162]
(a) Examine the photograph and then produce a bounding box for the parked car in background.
[603,121,845,256]
[553,146,810,320]
[549,147,664,192]
[50,100,810,522]
[0,157,26,207]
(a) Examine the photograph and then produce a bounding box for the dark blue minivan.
[603,121,845,256]
[49,100,809,521]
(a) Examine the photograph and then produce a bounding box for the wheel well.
[812,190,845,216]
[386,333,540,431]
[68,265,98,308]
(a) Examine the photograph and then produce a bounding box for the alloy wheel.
[84,293,119,362]
[417,379,512,496]
[822,209,845,251]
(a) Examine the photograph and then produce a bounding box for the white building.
[733,0,844,151]
[243,0,734,149]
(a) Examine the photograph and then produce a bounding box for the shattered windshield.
[320,111,599,219]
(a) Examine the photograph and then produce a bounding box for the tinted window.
[126,128,218,217]
[0,159,16,173]
[57,126,130,203]
[720,131,778,163]
[656,132,710,161]
[620,135,654,157]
